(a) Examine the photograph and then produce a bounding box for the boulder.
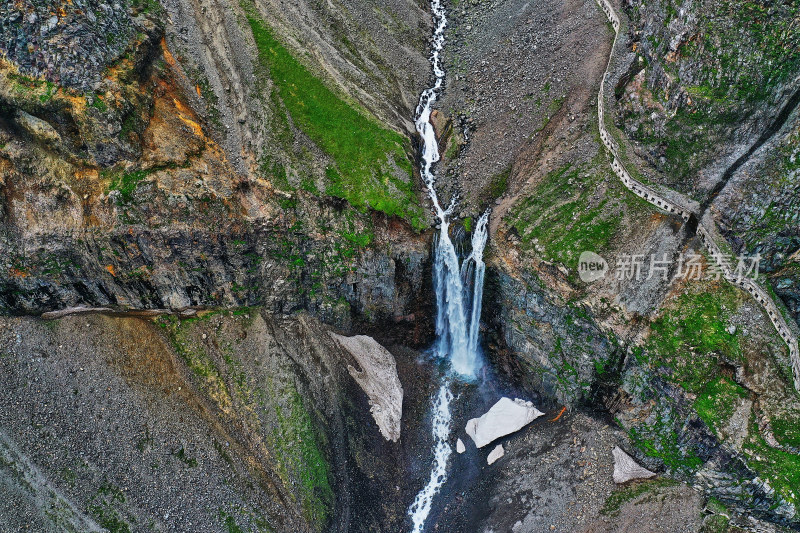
[329,333,403,442]
[612,446,656,483]
[487,444,504,465]
[15,110,61,146]
[465,397,544,448]
[456,438,465,454]
[429,109,452,145]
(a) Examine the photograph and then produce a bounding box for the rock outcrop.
[0,0,433,335]
[594,0,800,391]
[1,0,799,528]
[329,333,403,442]
[465,397,544,449]
[0,0,139,90]
[0,311,412,533]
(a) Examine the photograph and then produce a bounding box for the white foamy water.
[463,211,489,362]
[408,1,491,531]
[415,0,488,380]
[408,384,453,533]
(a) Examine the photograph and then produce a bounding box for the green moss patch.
[693,377,748,436]
[629,406,703,473]
[271,383,333,527]
[600,478,679,517]
[771,412,800,449]
[700,514,730,533]
[644,283,741,393]
[218,507,273,533]
[484,165,510,200]
[244,10,424,229]
[744,420,800,508]
[508,158,648,273]
[106,169,149,204]
[88,483,132,533]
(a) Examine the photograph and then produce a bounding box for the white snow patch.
[612,446,656,483]
[330,333,403,441]
[487,444,504,465]
[465,397,544,448]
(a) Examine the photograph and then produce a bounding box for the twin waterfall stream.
[408,1,490,531]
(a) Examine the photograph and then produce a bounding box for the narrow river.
[408,1,490,531]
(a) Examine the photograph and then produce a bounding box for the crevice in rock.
[700,83,800,214]
[613,54,645,100]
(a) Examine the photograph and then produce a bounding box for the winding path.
[593,0,800,392]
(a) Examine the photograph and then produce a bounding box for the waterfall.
[408,1,491,531]
[415,0,488,380]
[464,211,489,363]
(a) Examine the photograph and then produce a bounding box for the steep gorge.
[0,0,799,531]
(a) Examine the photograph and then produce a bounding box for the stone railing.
[593,0,800,392]
[697,216,800,391]
[596,25,693,222]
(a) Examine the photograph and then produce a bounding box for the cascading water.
[408,1,490,531]
[462,210,490,365]
[408,383,453,533]
[416,0,487,381]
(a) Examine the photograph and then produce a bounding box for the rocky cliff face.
[0,0,139,91]
[614,0,800,327]
[0,310,420,532]
[0,1,444,529]
[0,0,435,340]
[617,0,800,198]
[2,0,800,530]
[434,0,800,528]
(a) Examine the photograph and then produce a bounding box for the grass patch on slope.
[644,283,741,393]
[628,406,703,473]
[271,383,333,527]
[508,158,649,273]
[772,413,800,449]
[600,478,679,517]
[624,1,800,186]
[693,377,748,436]
[244,11,424,230]
[157,314,232,410]
[744,420,800,509]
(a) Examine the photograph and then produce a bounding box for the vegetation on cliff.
[158,310,334,530]
[244,10,425,230]
[644,282,741,393]
[622,0,800,188]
